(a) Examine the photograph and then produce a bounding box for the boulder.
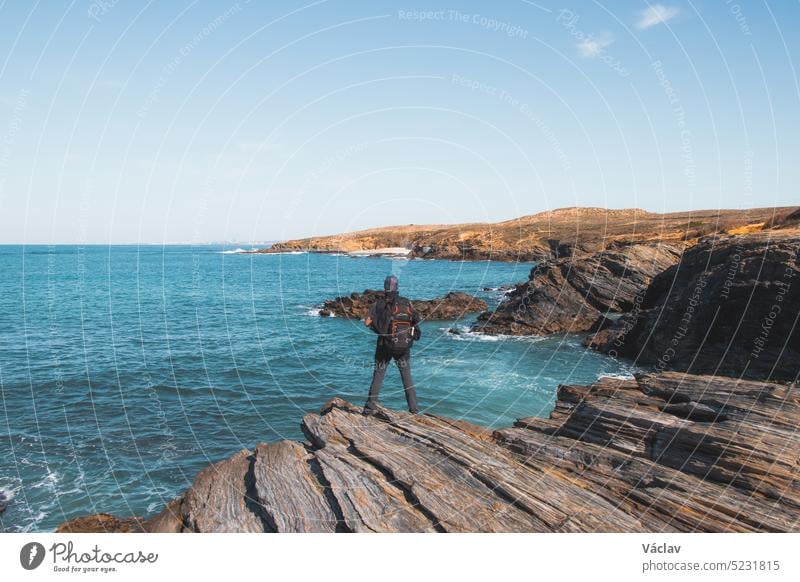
[319,290,487,321]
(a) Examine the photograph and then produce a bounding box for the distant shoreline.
[256,206,800,263]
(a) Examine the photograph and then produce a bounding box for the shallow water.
[0,245,634,531]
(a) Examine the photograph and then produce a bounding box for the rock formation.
[56,514,146,533]
[57,372,799,533]
[0,490,8,515]
[588,230,800,382]
[262,207,798,262]
[318,290,487,320]
[472,243,681,335]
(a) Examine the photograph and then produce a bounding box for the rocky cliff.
[264,206,797,262]
[472,243,681,335]
[58,372,799,533]
[318,290,487,320]
[588,230,800,382]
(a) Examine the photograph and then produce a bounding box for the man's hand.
[364,316,373,327]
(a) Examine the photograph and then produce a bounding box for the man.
[363,275,421,414]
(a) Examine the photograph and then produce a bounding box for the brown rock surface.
[319,290,487,320]
[58,372,799,533]
[55,513,146,533]
[472,243,681,335]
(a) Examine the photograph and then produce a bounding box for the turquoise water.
[0,245,634,532]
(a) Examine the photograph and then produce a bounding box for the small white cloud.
[637,4,679,29]
[577,32,614,58]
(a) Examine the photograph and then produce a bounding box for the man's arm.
[411,303,422,340]
[365,301,380,332]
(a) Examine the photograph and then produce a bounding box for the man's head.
[384,274,399,294]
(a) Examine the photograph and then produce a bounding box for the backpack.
[378,297,415,352]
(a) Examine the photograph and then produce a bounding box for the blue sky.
[0,0,798,243]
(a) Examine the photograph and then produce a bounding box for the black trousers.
[365,344,418,413]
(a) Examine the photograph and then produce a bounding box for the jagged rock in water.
[58,372,799,533]
[587,230,800,382]
[318,290,487,321]
[0,490,9,514]
[472,243,681,335]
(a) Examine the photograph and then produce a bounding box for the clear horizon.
[1,1,798,244]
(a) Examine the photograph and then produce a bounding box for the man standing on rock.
[363,275,421,415]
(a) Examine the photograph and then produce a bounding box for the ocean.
[0,245,634,532]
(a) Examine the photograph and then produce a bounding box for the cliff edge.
[58,372,799,533]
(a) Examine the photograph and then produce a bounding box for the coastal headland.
[57,206,799,532]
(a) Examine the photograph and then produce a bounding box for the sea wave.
[597,371,637,380]
[0,485,16,502]
[219,248,310,255]
[30,470,61,491]
[442,325,548,343]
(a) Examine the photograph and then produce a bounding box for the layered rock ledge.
[588,230,800,382]
[318,290,487,320]
[472,243,681,335]
[58,372,799,533]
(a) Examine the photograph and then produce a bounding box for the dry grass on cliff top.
[270,206,799,253]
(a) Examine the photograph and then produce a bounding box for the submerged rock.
[588,230,800,382]
[0,490,9,514]
[472,243,681,335]
[58,372,799,532]
[319,290,487,321]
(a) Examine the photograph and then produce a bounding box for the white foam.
[303,305,339,317]
[443,326,551,343]
[444,326,503,342]
[348,247,411,257]
[230,250,307,255]
[30,470,60,491]
[21,511,48,533]
[598,372,637,380]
